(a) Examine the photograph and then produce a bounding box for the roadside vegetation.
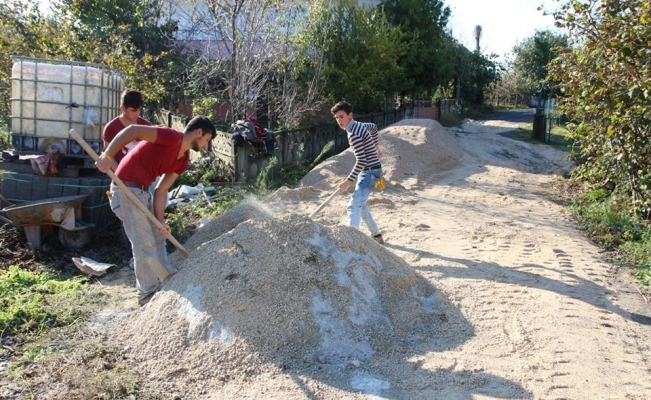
[546,0,651,289]
[569,189,651,285]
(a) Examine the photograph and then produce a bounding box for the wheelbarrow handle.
[69,129,190,259]
[0,213,13,226]
[0,194,15,226]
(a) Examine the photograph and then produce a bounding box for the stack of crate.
[1,172,115,230]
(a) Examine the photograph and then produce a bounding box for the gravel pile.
[114,210,445,397]
[299,119,466,192]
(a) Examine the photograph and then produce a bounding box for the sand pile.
[113,207,447,397]
[168,201,271,266]
[377,119,467,188]
[299,119,467,192]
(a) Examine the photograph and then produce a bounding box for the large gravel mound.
[298,119,467,192]
[113,212,449,397]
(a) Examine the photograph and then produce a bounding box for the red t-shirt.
[102,116,151,163]
[115,127,189,187]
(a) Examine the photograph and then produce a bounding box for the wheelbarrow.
[0,194,94,250]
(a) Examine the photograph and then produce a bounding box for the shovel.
[309,188,339,219]
[69,129,189,258]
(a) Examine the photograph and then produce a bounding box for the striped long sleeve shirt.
[345,119,380,182]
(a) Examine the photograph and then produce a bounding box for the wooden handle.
[0,193,13,207]
[69,129,189,258]
[309,189,339,219]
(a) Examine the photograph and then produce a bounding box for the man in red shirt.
[103,89,151,253]
[96,116,216,306]
[102,89,151,164]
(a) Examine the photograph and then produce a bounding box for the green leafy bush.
[255,141,335,193]
[569,188,651,286]
[0,121,10,151]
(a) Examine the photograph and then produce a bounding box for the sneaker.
[137,291,156,307]
[372,234,385,244]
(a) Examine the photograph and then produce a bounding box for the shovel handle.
[0,193,13,207]
[309,189,340,219]
[69,129,189,258]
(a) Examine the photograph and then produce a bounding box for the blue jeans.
[347,168,382,236]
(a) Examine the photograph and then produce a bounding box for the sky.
[445,0,560,61]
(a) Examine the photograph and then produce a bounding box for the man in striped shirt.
[331,101,384,244]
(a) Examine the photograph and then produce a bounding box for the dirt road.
[399,112,651,399]
[85,110,651,399]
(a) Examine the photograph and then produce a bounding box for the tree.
[453,42,499,106]
[265,2,330,128]
[380,0,455,98]
[49,0,185,110]
[474,25,482,53]
[484,67,529,107]
[548,0,651,213]
[172,0,299,123]
[513,29,568,96]
[293,0,404,114]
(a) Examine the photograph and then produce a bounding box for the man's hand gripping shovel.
[69,129,190,258]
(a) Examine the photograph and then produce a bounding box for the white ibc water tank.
[10,57,125,157]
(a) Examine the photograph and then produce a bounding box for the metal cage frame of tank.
[9,56,125,162]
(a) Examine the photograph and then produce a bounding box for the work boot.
[372,234,385,244]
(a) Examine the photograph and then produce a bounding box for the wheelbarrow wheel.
[58,228,90,250]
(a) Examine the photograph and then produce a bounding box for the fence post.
[311,125,317,160]
[532,109,547,142]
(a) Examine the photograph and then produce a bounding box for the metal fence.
[532,98,562,144]
[161,100,456,183]
[226,106,419,182]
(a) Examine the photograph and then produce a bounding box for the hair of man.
[121,89,145,110]
[185,115,217,140]
[331,101,353,115]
